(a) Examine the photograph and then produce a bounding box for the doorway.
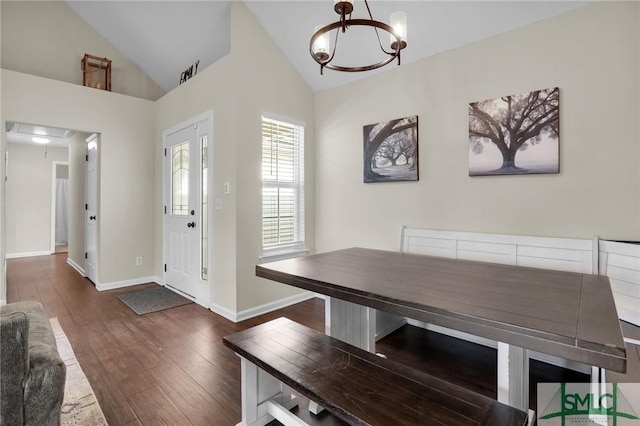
[4,122,96,280]
[163,112,213,304]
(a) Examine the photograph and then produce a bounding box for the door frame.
[162,110,214,306]
[50,160,69,254]
[84,133,99,284]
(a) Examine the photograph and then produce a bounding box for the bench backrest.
[599,240,640,326]
[401,227,596,274]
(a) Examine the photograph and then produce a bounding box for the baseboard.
[212,292,317,323]
[6,251,51,259]
[66,258,85,276]
[405,319,591,374]
[236,291,317,323]
[96,276,161,292]
[209,302,237,322]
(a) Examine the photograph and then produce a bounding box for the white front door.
[85,134,98,284]
[163,114,211,301]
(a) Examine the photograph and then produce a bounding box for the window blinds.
[261,117,304,250]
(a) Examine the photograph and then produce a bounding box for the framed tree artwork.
[363,115,419,183]
[469,87,559,176]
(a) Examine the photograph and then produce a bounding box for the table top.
[256,247,627,373]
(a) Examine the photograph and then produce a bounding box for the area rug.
[116,286,193,315]
[50,318,108,426]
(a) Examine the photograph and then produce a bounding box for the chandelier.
[310,0,407,74]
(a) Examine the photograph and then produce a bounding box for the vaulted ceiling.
[66,1,593,94]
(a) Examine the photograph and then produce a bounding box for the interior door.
[164,125,200,298]
[85,134,98,284]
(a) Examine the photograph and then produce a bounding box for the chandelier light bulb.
[390,11,407,50]
[312,26,331,62]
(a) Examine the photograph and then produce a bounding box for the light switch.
[214,197,223,210]
[224,182,231,195]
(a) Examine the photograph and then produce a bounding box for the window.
[262,117,304,255]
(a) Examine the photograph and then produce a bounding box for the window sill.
[259,248,309,263]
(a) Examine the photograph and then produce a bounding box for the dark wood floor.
[6,254,588,425]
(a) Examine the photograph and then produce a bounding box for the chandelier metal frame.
[309,0,407,75]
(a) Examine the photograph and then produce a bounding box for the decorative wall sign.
[469,87,559,176]
[179,60,200,85]
[363,115,418,183]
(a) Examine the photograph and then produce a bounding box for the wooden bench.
[224,317,529,426]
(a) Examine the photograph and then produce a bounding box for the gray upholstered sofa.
[1,301,66,426]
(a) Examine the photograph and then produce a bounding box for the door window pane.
[172,142,189,216]
[200,135,208,281]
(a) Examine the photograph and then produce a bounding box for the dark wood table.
[257,247,627,412]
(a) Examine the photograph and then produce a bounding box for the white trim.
[66,258,85,276]
[162,110,213,138]
[236,292,316,322]
[217,292,318,323]
[0,299,6,306]
[162,110,214,305]
[209,301,237,322]
[96,276,161,292]
[262,113,306,129]
[50,160,69,254]
[6,251,51,259]
[259,248,309,263]
[84,134,99,284]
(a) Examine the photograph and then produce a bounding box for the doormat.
[117,286,193,315]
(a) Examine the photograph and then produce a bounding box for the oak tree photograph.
[363,115,418,183]
[469,87,559,176]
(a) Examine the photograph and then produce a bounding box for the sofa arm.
[1,301,66,426]
[1,311,30,425]
[23,352,66,426]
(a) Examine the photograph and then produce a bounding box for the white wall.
[5,143,68,256]
[1,70,156,287]
[0,1,165,101]
[155,2,315,314]
[315,1,640,254]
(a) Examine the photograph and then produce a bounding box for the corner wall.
[315,1,640,254]
[1,70,157,286]
[154,2,315,314]
[0,1,165,101]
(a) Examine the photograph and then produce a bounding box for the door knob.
[90,215,96,220]
[187,222,196,228]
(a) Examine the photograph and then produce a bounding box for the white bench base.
[237,356,300,426]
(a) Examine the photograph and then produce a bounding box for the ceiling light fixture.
[310,0,407,75]
[32,137,50,144]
